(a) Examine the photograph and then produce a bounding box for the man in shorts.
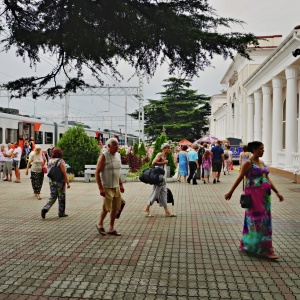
[95,138,124,236]
[12,142,22,183]
[211,140,225,184]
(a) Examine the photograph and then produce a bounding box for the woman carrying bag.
[41,148,70,219]
[224,141,284,260]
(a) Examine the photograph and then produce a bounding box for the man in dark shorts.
[211,140,225,184]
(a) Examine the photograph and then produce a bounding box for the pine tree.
[1,1,258,98]
[130,77,211,141]
[138,142,147,157]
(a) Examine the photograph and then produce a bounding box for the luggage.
[139,167,165,185]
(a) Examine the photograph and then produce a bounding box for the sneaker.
[192,182,197,185]
[217,180,220,183]
[58,213,68,218]
[41,209,47,219]
[203,180,206,184]
[213,179,216,184]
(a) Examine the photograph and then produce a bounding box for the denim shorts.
[13,160,20,168]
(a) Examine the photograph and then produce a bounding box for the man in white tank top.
[95,138,124,236]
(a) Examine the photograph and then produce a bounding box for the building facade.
[210,26,300,174]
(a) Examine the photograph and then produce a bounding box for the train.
[0,107,139,159]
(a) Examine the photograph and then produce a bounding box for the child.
[202,150,212,184]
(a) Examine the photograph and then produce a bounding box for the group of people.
[95,139,177,237]
[1,141,70,218]
[0,142,22,182]
[2,136,285,260]
[176,140,233,185]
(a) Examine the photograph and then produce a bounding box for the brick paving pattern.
[0,169,299,299]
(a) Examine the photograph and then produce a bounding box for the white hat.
[161,143,170,149]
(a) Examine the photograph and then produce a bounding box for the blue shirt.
[188,150,198,162]
[211,146,224,161]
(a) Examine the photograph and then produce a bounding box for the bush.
[127,152,143,172]
[138,142,147,157]
[133,142,139,156]
[56,125,100,175]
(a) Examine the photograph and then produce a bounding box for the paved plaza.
[0,169,299,300]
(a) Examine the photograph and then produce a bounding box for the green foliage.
[56,125,100,175]
[133,142,139,156]
[130,77,212,141]
[118,147,127,156]
[138,142,147,157]
[1,1,258,98]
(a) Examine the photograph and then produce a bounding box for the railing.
[277,151,286,169]
[292,152,300,173]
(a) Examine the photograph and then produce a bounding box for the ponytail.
[247,141,263,153]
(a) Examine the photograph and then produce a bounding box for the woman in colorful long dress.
[224,141,284,259]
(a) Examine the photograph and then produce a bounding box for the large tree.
[129,77,211,141]
[0,0,258,98]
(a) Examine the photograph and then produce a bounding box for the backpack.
[224,150,229,160]
[47,159,65,182]
[156,188,174,205]
[139,167,165,185]
[198,146,206,162]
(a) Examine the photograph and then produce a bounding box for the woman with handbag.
[41,147,70,219]
[25,145,47,200]
[224,141,284,259]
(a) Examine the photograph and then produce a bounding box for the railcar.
[0,108,138,164]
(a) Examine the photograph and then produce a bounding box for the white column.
[285,66,298,169]
[254,90,263,141]
[247,96,254,142]
[234,99,239,138]
[238,94,243,139]
[262,85,272,164]
[271,77,284,167]
[298,79,300,152]
[227,101,234,137]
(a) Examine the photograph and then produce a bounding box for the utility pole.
[138,73,145,143]
[125,96,128,145]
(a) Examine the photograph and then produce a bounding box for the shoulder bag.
[240,160,252,209]
[47,159,65,182]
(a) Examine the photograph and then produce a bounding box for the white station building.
[208,26,300,181]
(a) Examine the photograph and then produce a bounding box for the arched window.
[283,99,286,150]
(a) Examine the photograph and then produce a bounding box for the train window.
[0,128,2,143]
[35,131,43,144]
[45,132,53,144]
[5,128,18,144]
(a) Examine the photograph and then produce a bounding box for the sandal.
[165,213,177,217]
[96,225,107,235]
[259,253,280,260]
[107,230,121,236]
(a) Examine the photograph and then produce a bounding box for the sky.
[0,0,300,134]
